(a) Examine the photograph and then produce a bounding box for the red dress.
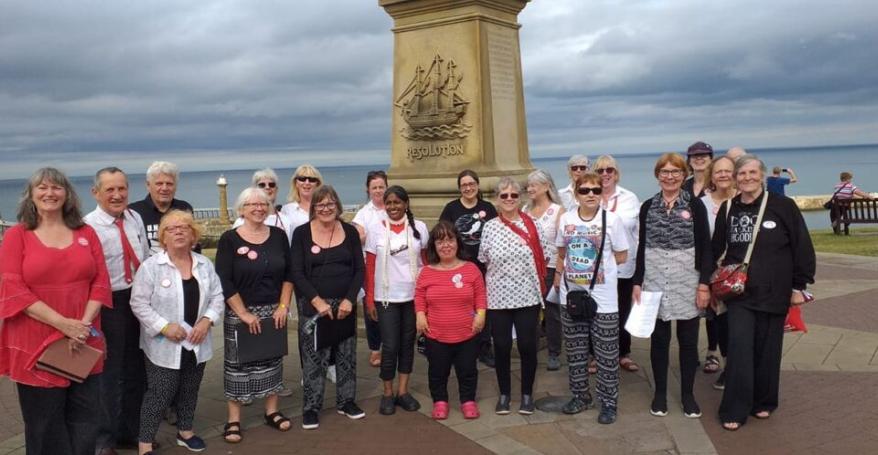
[0,224,112,387]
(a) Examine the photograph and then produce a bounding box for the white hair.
[495,176,521,194]
[251,168,279,186]
[234,187,271,215]
[146,161,179,183]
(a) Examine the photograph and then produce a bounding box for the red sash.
[499,211,547,296]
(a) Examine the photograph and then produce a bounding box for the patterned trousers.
[299,303,357,413]
[139,350,205,443]
[561,307,620,409]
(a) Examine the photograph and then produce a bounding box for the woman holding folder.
[130,210,224,454]
[215,188,294,442]
[0,167,112,455]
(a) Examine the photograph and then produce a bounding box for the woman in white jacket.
[130,210,224,455]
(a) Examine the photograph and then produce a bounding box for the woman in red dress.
[0,167,112,455]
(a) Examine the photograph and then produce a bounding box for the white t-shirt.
[558,184,579,212]
[601,185,640,279]
[280,201,310,231]
[555,209,629,313]
[365,219,430,302]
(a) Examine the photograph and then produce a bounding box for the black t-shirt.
[214,226,293,307]
[128,195,195,251]
[182,276,200,326]
[439,199,497,268]
[723,197,760,265]
[309,244,356,300]
[682,177,706,199]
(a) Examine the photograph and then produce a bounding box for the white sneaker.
[326,365,337,384]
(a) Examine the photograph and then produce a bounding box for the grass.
[810,227,878,257]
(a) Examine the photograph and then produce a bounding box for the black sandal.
[223,421,242,443]
[264,411,292,432]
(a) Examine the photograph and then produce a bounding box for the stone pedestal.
[380,0,534,222]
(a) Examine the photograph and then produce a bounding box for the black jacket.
[290,221,364,316]
[711,191,816,314]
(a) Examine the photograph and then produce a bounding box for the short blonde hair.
[592,155,621,183]
[286,164,324,203]
[157,209,202,249]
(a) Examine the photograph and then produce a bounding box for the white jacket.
[130,251,225,369]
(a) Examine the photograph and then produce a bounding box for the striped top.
[833,182,857,200]
[414,262,486,344]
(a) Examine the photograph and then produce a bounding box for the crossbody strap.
[742,190,769,266]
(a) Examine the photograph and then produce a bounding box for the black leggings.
[426,336,479,403]
[376,301,416,381]
[651,317,700,399]
[489,305,540,396]
[617,278,634,357]
[706,313,729,356]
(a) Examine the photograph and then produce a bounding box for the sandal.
[722,421,741,431]
[264,411,292,432]
[620,357,640,372]
[588,359,598,375]
[753,410,771,419]
[223,422,242,443]
[703,354,721,374]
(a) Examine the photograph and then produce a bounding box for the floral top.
[477,216,549,310]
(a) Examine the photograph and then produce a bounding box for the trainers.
[598,405,617,424]
[302,410,319,430]
[713,371,726,390]
[519,394,535,415]
[276,384,294,397]
[379,395,396,415]
[337,401,366,419]
[546,355,561,371]
[326,365,337,384]
[650,396,668,417]
[396,393,421,412]
[561,395,592,415]
[176,433,206,452]
[682,395,702,418]
[495,395,511,415]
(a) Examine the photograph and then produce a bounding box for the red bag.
[709,263,748,301]
[784,305,807,333]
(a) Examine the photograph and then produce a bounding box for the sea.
[2,144,876,230]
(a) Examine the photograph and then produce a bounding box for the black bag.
[824,183,849,210]
[565,210,606,322]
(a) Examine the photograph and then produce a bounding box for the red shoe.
[460,401,480,419]
[432,401,449,420]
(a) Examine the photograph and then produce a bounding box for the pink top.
[414,262,486,344]
[0,224,112,387]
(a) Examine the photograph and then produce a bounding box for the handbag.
[565,210,605,321]
[823,183,849,210]
[710,190,768,301]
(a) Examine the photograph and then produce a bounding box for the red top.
[0,224,112,387]
[414,262,486,344]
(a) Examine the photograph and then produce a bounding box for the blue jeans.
[17,374,101,455]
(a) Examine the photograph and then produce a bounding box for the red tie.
[114,217,141,284]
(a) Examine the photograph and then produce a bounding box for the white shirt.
[129,251,225,369]
[559,184,578,212]
[280,201,310,231]
[525,203,562,266]
[365,219,430,302]
[556,209,629,313]
[601,185,640,279]
[352,201,388,238]
[232,212,294,244]
[84,206,150,291]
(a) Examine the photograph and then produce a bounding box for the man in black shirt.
[128,161,196,254]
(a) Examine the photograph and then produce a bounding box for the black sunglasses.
[296,176,320,183]
[570,165,588,172]
[577,187,603,195]
[257,182,277,189]
[499,193,520,200]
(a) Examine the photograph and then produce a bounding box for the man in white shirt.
[84,167,151,455]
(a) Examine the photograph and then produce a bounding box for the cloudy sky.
[1,0,876,179]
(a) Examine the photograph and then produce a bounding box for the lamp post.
[217,174,230,225]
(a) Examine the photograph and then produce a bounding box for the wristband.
[476,309,486,316]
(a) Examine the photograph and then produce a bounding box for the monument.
[380,0,534,220]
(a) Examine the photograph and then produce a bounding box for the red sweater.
[414,262,486,344]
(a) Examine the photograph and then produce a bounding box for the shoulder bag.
[823,183,849,210]
[565,210,606,321]
[709,191,768,300]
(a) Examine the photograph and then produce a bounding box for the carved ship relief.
[395,53,472,140]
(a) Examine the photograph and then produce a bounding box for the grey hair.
[526,169,560,204]
[734,154,766,176]
[567,154,590,168]
[234,187,271,216]
[146,161,179,183]
[93,166,127,190]
[495,176,521,194]
[251,168,279,186]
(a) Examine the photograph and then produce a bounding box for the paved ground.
[1,251,876,454]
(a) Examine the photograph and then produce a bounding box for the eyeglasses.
[659,169,684,178]
[257,182,277,189]
[243,202,269,208]
[577,187,603,195]
[499,193,519,200]
[296,176,320,183]
[314,202,336,212]
[570,165,588,172]
[594,167,616,175]
[165,225,190,234]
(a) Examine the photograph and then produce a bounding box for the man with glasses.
[559,155,590,211]
[682,142,714,198]
[129,161,196,254]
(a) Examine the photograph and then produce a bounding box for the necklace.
[577,208,598,222]
[314,222,336,248]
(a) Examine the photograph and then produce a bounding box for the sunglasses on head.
[296,176,319,183]
[499,193,520,200]
[595,167,616,175]
[570,165,588,172]
[257,182,277,189]
[577,187,603,195]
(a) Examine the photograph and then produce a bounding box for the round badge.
[77,237,89,247]
[452,273,463,284]
[454,282,464,289]
[247,250,258,260]
[237,246,250,255]
[762,220,777,229]
[161,279,171,288]
[547,208,554,216]
[478,210,487,219]
[680,210,691,220]
[311,245,321,254]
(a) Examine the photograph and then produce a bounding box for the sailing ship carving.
[395,53,472,140]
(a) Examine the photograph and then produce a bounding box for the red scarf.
[499,211,547,296]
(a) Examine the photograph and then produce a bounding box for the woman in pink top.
[415,221,486,420]
[0,167,112,455]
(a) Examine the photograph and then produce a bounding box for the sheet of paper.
[179,321,196,351]
[546,286,560,305]
[624,291,662,338]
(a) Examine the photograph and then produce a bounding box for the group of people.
[0,140,817,455]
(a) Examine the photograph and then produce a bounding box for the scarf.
[499,211,547,296]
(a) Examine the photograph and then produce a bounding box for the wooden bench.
[833,198,878,235]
